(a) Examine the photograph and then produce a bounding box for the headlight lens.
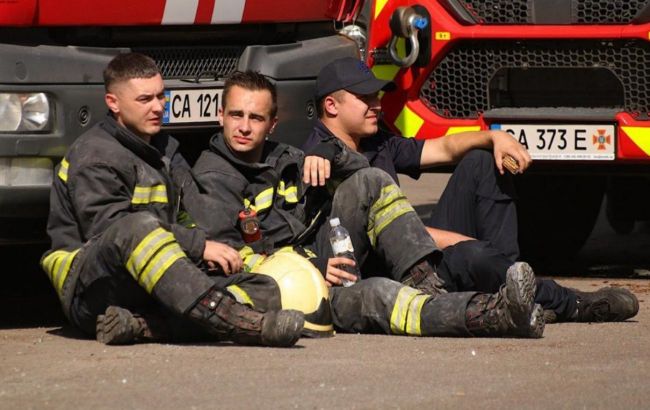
[0,93,52,132]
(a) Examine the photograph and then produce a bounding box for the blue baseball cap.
[315,57,395,99]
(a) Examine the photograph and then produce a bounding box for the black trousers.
[429,149,577,320]
[70,212,281,338]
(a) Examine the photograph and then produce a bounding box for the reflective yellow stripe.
[126,228,174,277]
[131,184,169,205]
[57,158,69,183]
[243,198,256,211]
[226,285,254,307]
[368,185,415,246]
[394,105,424,138]
[41,249,80,295]
[622,126,650,156]
[277,181,298,203]
[405,294,430,336]
[390,286,421,335]
[254,187,274,212]
[445,126,481,136]
[126,227,186,292]
[374,0,389,18]
[139,242,185,293]
[243,253,265,272]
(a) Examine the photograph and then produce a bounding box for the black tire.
[516,174,605,271]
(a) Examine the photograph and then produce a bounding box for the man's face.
[219,85,277,163]
[333,90,381,138]
[105,74,166,141]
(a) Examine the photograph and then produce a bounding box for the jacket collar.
[313,119,379,162]
[101,114,167,168]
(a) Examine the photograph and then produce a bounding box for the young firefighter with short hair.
[41,53,304,347]
[186,70,545,339]
[303,57,638,324]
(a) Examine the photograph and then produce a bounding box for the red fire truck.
[1,0,649,265]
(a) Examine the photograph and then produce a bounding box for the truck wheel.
[516,175,605,272]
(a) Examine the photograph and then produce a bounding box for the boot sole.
[528,304,545,339]
[96,306,136,345]
[262,310,305,348]
[505,262,539,337]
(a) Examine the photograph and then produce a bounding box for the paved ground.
[2,174,649,409]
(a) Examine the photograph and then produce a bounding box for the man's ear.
[105,93,119,115]
[268,116,279,135]
[217,106,224,125]
[323,95,338,117]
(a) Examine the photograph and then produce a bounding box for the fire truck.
[1,0,649,265]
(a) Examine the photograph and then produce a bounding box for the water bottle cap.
[329,217,340,227]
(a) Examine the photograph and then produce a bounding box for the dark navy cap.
[315,57,395,99]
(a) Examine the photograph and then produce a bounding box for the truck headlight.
[0,93,52,132]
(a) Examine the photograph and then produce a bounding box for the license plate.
[163,88,222,125]
[490,124,615,160]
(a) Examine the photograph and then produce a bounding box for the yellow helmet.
[255,251,334,338]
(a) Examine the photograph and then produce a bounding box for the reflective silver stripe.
[126,228,174,278]
[139,242,185,293]
[254,187,274,212]
[41,249,80,295]
[57,158,69,183]
[131,184,169,205]
[405,294,430,336]
[389,286,421,335]
[368,184,415,246]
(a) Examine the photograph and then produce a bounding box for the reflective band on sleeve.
[131,185,169,205]
[57,158,69,183]
[243,253,265,272]
[41,249,80,296]
[126,227,186,293]
[277,181,298,203]
[405,294,430,336]
[367,185,415,246]
[390,286,421,335]
[253,187,274,212]
[226,284,254,307]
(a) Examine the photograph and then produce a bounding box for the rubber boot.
[401,257,447,297]
[465,262,545,338]
[187,288,304,347]
[96,306,171,345]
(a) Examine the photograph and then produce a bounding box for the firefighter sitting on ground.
[41,53,305,347]
[302,57,639,324]
[184,70,545,339]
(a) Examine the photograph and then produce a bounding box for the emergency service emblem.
[592,129,612,151]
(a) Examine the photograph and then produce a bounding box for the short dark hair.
[103,53,160,92]
[223,71,278,118]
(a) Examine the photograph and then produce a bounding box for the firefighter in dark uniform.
[302,57,639,324]
[186,70,546,338]
[41,53,304,346]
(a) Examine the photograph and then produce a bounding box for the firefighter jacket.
[189,133,368,251]
[42,114,206,311]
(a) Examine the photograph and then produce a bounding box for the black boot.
[465,262,545,338]
[187,288,304,347]
[96,306,171,345]
[401,257,447,297]
[572,287,639,322]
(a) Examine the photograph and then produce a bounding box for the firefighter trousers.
[309,168,440,282]
[68,212,281,337]
[429,149,578,320]
[330,277,474,336]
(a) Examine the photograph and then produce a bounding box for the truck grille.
[136,46,243,80]
[457,0,648,24]
[419,40,650,119]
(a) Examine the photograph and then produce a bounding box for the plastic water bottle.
[329,217,360,287]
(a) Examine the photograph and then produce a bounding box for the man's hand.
[490,130,532,175]
[203,240,243,275]
[324,257,358,287]
[303,155,331,186]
